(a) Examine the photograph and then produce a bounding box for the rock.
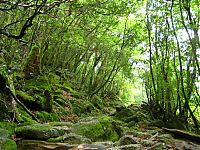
[156,134,174,144]
[174,140,200,150]
[108,144,144,150]
[93,141,114,148]
[0,128,10,139]
[0,138,17,150]
[46,122,73,127]
[139,139,156,147]
[77,143,106,150]
[71,116,119,142]
[117,135,137,146]
[146,142,164,150]
[48,133,91,144]
[52,126,72,134]
[15,124,65,140]
[17,140,76,150]
[123,129,151,139]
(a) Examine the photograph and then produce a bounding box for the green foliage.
[0,138,17,150]
[36,111,60,122]
[0,0,199,131]
[0,122,16,137]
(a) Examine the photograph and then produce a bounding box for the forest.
[0,0,200,150]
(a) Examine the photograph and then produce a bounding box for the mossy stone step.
[15,124,65,140]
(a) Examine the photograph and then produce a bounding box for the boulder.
[71,116,119,142]
[48,133,91,144]
[76,143,106,150]
[0,128,10,139]
[0,138,17,150]
[117,135,138,146]
[15,124,65,140]
[17,140,75,150]
[93,141,114,148]
[108,144,144,150]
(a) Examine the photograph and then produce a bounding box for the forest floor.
[1,105,200,150]
[1,74,200,149]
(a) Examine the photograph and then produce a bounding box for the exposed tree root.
[162,127,200,143]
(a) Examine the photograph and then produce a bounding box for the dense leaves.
[0,0,200,130]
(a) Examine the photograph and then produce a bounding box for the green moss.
[0,122,16,136]
[71,100,96,116]
[16,108,37,124]
[0,129,10,139]
[15,124,64,140]
[16,90,34,102]
[46,122,73,127]
[36,111,59,122]
[91,95,103,110]
[72,119,105,141]
[98,116,119,141]
[24,76,51,91]
[72,116,120,142]
[0,138,17,150]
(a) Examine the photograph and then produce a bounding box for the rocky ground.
[1,105,200,150]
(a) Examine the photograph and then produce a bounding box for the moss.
[48,133,91,144]
[0,122,16,136]
[24,76,51,91]
[36,111,60,122]
[72,119,105,142]
[98,116,119,141]
[0,129,10,139]
[91,95,103,110]
[15,124,64,140]
[46,122,73,127]
[71,100,96,116]
[72,116,120,142]
[0,138,17,150]
[16,108,37,124]
[16,90,34,102]
[157,134,174,144]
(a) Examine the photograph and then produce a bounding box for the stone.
[93,141,114,148]
[156,134,174,144]
[117,135,137,146]
[77,143,106,150]
[46,122,73,127]
[48,133,91,144]
[108,144,144,150]
[71,116,119,142]
[15,124,65,140]
[0,138,17,150]
[0,128,10,139]
[17,140,76,150]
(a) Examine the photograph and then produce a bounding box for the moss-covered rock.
[0,129,10,139]
[48,133,91,144]
[46,122,73,127]
[17,140,75,150]
[72,116,120,142]
[156,134,174,144]
[15,124,65,140]
[0,138,17,150]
